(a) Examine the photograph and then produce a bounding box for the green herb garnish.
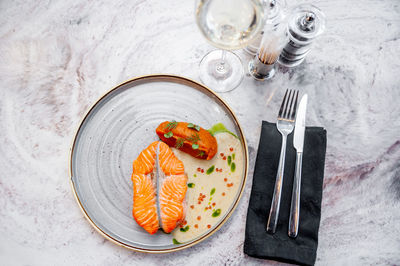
[210,188,215,196]
[227,155,232,165]
[194,174,197,177]
[187,133,200,143]
[231,162,236,172]
[212,209,221,217]
[175,138,185,149]
[172,238,181,244]
[206,165,215,175]
[192,143,199,150]
[180,226,189,232]
[165,120,178,131]
[232,153,235,160]
[196,151,205,158]
[164,131,173,138]
[187,123,201,132]
[207,123,238,138]
[188,183,195,188]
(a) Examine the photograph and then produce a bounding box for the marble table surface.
[1,0,399,265]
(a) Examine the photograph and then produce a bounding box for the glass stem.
[216,50,227,73]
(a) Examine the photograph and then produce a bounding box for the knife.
[288,94,308,238]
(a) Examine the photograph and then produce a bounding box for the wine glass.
[195,0,266,92]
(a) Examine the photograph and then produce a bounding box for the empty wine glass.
[195,0,266,92]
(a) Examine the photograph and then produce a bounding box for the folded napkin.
[244,121,327,266]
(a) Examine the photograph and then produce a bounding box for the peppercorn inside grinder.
[278,4,325,68]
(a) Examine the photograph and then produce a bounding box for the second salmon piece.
[156,121,218,160]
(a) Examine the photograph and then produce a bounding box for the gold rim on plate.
[69,74,249,253]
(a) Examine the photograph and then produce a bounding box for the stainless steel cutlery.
[289,94,308,238]
[266,90,308,238]
[267,89,299,234]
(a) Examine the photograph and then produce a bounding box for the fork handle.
[267,135,287,234]
[289,152,303,238]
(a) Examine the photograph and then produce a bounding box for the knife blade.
[293,94,308,152]
[289,94,308,238]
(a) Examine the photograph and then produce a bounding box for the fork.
[266,89,299,234]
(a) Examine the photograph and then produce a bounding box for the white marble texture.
[1,0,399,265]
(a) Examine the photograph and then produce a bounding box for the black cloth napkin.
[244,121,327,266]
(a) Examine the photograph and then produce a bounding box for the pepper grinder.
[278,4,325,67]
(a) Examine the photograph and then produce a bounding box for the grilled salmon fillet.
[156,121,217,160]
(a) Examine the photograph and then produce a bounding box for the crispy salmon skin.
[156,121,217,160]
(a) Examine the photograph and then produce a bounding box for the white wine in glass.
[196,0,265,92]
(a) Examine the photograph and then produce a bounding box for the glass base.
[248,59,276,81]
[199,50,244,93]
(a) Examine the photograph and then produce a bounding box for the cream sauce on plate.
[171,132,244,243]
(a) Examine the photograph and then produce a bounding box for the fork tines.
[278,89,299,121]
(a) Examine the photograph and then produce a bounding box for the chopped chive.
[194,174,197,177]
[188,183,195,188]
[227,155,232,165]
[172,238,181,244]
[210,188,215,196]
[206,165,215,175]
[232,153,235,160]
[231,162,236,172]
[212,209,221,217]
[180,226,189,232]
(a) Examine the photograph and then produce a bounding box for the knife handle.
[289,152,303,238]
